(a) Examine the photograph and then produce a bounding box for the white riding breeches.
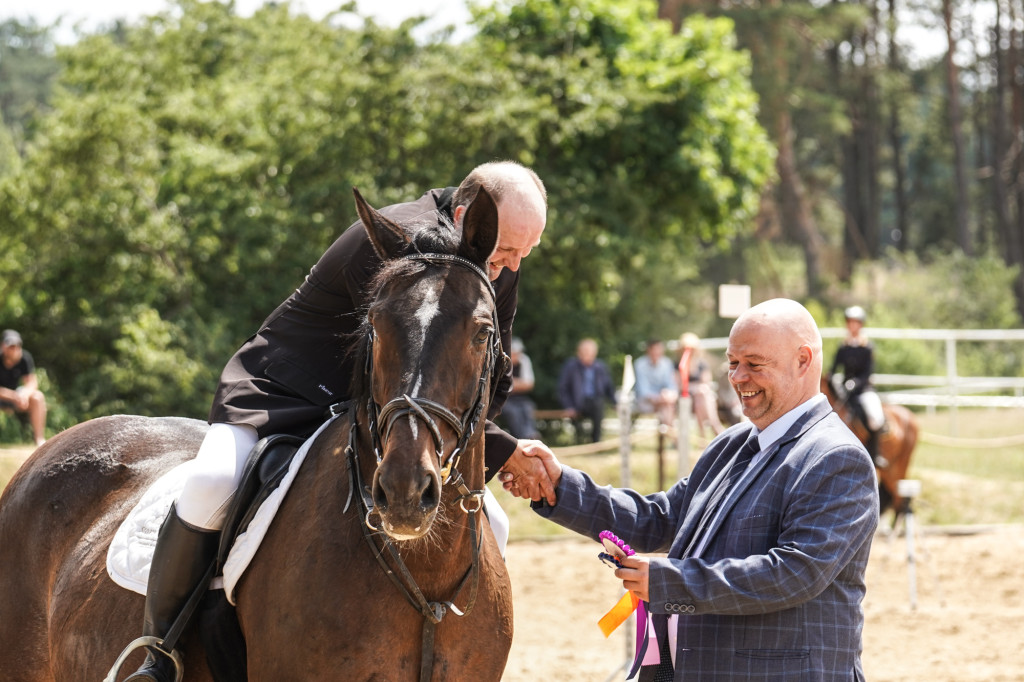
[175,422,259,530]
[858,390,886,432]
[483,486,509,557]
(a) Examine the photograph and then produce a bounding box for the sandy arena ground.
[502,524,1024,681]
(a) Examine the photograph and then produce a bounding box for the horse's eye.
[475,329,492,345]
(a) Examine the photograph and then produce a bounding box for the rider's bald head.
[453,161,547,215]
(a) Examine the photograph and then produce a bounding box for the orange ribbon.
[598,590,640,637]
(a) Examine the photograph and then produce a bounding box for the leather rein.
[343,252,503,682]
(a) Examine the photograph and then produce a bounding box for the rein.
[343,252,500,682]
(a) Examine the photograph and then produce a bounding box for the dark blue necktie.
[684,433,761,557]
[646,433,761,681]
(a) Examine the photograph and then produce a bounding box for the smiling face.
[486,197,545,280]
[455,194,545,281]
[726,299,823,430]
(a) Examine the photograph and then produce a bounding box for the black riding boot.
[125,503,220,682]
[867,429,887,469]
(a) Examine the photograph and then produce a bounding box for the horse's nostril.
[372,483,389,511]
[420,474,439,510]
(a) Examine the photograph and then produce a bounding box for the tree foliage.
[0,0,772,420]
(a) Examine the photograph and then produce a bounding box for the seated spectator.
[557,338,615,443]
[0,329,48,446]
[678,332,725,438]
[501,337,540,439]
[633,338,679,428]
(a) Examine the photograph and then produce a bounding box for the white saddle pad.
[106,415,338,604]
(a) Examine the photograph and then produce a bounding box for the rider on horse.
[119,162,550,682]
[829,305,889,469]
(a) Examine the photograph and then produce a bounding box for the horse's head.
[352,187,500,541]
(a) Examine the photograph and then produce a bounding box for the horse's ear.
[353,187,409,260]
[457,186,500,267]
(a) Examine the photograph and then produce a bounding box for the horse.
[0,187,513,681]
[820,377,919,527]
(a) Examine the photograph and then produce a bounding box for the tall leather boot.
[867,429,888,469]
[125,503,220,682]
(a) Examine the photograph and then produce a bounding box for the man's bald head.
[726,299,823,429]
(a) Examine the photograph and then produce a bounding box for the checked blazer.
[535,398,879,681]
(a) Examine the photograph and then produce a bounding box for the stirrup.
[103,636,184,682]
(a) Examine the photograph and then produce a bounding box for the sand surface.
[502,524,1024,681]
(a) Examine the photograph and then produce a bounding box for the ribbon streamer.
[598,590,640,637]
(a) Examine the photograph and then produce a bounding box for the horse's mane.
[347,215,466,401]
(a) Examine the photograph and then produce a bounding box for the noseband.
[365,252,502,489]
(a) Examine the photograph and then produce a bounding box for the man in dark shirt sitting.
[0,329,47,447]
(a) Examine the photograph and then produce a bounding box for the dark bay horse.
[821,378,919,527]
[0,188,513,681]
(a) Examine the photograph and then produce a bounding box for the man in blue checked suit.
[504,299,879,681]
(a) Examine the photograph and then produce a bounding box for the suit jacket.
[209,188,521,476]
[535,398,879,681]
[557,357,616,412]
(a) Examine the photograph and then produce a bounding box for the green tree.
[0,0,773,421]
[0,19,59,153]
[467,0,774,398]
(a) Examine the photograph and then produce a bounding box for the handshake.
[497,440,563,506]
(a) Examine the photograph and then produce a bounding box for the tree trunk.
[991,0,1024,319]
[887,0,909,251]
[776,108,826,298]
[943,0,973,254]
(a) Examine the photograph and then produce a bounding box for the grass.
[902,407,1024,526]
[0,443,34,494]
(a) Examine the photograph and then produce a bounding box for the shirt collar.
[750,393,828,452]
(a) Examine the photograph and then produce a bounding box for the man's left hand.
[616,555,650,602]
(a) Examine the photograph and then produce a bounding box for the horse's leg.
[0,497,53,682]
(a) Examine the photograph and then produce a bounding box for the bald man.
[509,299,879,681]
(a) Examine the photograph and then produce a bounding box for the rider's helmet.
[844,305,867,323]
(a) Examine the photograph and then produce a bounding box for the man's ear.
[796,345,814,375]
[452,204,467,228]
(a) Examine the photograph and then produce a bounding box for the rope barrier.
[550,428,660,458]
[917,431,1024,448]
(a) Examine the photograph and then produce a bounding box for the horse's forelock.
[349,218,461,401]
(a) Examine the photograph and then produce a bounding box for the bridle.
[343,251,505,682]
[364,253,501,493]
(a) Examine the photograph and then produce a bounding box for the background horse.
[821,378,919,527]
[0,188,512,681]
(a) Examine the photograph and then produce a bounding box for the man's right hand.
[499,440,563,504]
[498,440,562,505]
